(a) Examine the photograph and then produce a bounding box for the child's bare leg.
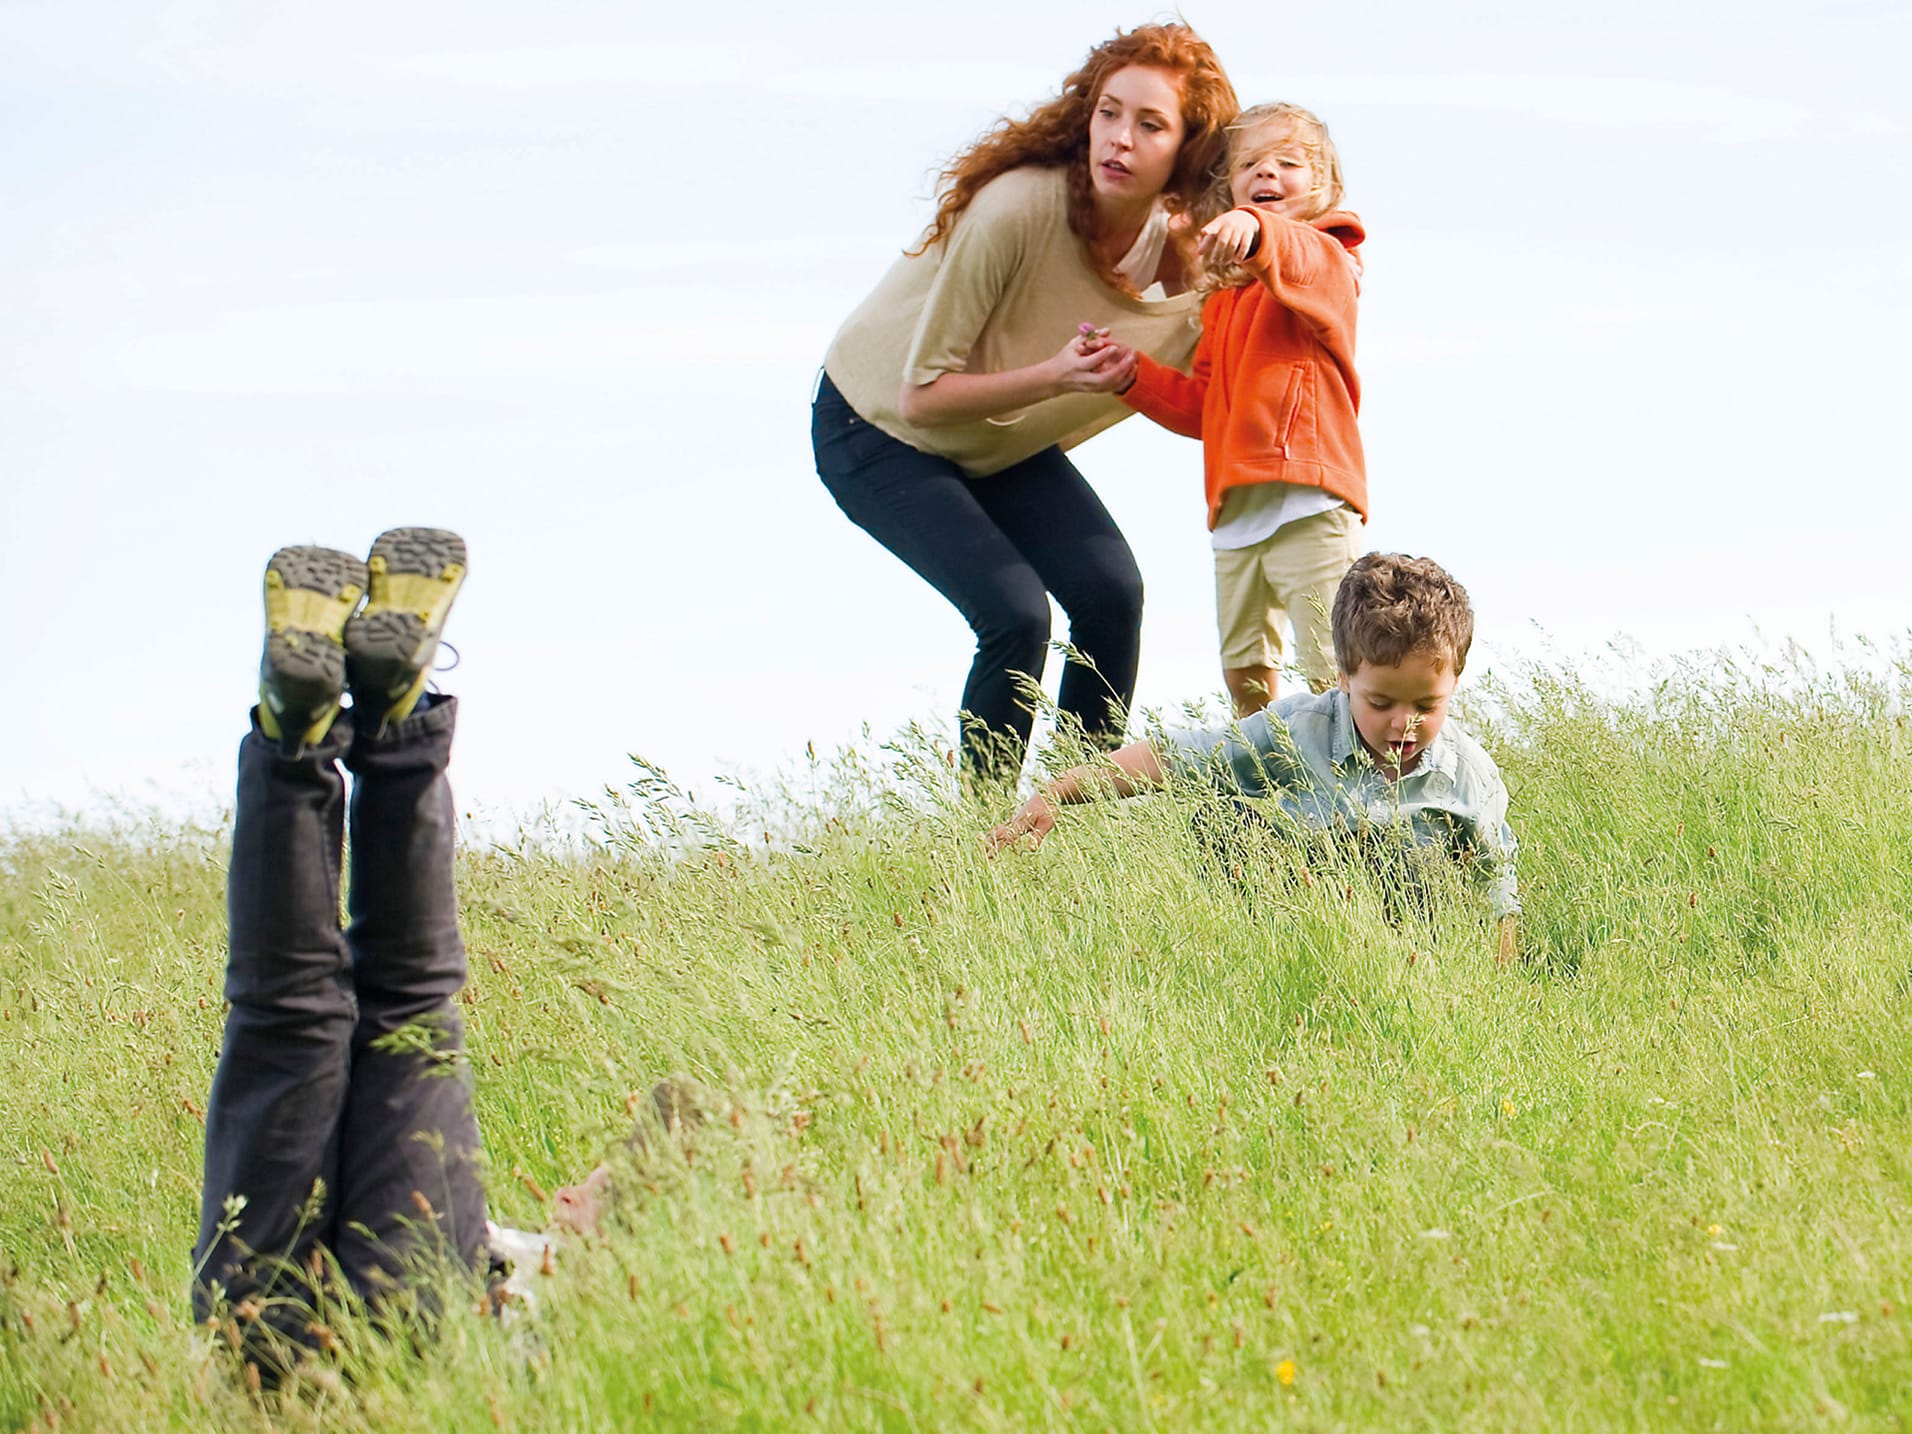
[1223,664,1278,716]
[1288,589,1341,695]
[194,548,367,1347]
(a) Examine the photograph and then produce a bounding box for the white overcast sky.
[2,0,1907,826]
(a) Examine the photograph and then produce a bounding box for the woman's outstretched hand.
[1197,209,1261,267]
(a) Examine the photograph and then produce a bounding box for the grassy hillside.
[3,655,1910,1430]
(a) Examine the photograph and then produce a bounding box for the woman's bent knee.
[1066,566,1144,635]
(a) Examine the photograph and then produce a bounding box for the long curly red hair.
[907,24,1239,289]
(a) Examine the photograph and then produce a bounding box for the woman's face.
[1088,65,1187,208]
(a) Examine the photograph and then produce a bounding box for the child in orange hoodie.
[1099,104,1367,715]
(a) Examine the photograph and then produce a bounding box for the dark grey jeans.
[812,371,1144,781]
[192,693,487,1341]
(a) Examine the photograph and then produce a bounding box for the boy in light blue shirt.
[990,552,1520,962]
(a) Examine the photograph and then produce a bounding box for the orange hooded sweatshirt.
[1123,207,1366,529]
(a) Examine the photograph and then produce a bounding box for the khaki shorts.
[1213,504,1363,690]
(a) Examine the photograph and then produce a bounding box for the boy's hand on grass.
[1197,209,1262,267]
[987,793,1056,853]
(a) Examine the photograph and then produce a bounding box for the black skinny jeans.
[813,372,1144,780]
[193,694,486,1349]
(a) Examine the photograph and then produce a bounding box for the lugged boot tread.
[365,527,467,579]
[345,527,467,722]
[260,546,368,752]
[266,546,367,600]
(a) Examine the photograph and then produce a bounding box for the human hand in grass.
[987,743,1166,853]
[1496,914,1519,967]
[988,793,1056,852]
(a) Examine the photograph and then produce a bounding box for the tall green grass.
[2,652,1909,1430]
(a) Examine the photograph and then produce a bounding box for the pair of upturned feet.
[258,527,467,755]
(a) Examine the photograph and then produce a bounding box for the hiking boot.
[258,546,368,756]
[344,527,467,730]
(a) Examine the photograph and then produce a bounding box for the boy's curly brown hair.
[1331,553,1475,675]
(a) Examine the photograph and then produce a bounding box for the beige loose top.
[823,166,1203,478]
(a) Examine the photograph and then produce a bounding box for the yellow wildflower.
[1276,1358,1298,1386]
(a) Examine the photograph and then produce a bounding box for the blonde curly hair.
[1198,103,1347,293]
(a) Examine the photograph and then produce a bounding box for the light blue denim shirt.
[1162,688,1520,919]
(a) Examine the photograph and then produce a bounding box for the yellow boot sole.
[344,527,467,728]
[258,546,368,753]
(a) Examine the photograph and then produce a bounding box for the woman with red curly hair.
[814,23,1238,783]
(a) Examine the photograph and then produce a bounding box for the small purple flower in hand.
[1075,321,1113,355]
